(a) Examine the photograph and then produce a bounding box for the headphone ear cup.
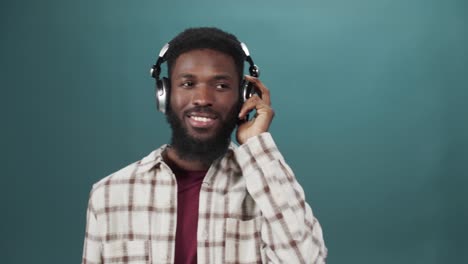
[241,78,254,102]
[156,77,169,113]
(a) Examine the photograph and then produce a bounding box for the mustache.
[184,106,220,117]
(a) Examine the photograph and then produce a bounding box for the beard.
[166,102,241,167]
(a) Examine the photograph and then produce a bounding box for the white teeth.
[191,116,212,122]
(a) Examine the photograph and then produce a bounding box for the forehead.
[171,49,237,78]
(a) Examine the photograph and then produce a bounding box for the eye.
[215,83,229,90]
[181,81,194,88]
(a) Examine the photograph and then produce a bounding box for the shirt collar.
[134,142,238,175]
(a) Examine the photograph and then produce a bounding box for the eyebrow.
[213,74,233,80]
[175,73,196,79]
[174,73,234,80]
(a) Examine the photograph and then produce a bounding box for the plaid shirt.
[82,133,327,264]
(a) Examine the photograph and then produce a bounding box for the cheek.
[220,93,241,113]
[169,91,188,111]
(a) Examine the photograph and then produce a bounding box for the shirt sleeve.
[82,188,102,264]
[234,132,327,264]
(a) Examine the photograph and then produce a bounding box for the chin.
[187,131,220,143]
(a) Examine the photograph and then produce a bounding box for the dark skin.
[165,49,274,171]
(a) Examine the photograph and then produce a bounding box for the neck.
[164,147,212,171]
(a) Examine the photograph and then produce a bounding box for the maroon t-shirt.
[173,169,207,264]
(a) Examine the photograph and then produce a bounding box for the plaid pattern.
[82,132,327,264]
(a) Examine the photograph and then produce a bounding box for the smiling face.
[166,48,242,164]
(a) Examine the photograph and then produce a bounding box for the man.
[82,27,327,264]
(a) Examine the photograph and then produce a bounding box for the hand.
[236,75,275,145]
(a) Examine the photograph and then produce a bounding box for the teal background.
[2,0,467,263]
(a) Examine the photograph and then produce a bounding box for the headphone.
[150,42,260,114]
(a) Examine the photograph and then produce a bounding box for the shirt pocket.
[102,240,150,264]
[225,217,264,263]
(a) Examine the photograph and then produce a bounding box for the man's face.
[166,49,241,163]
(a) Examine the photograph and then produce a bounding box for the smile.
[187,113,218,129]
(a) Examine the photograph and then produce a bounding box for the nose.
[192,85,214,106]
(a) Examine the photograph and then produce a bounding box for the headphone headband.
[150,43,169,80]
[150,42,259,79]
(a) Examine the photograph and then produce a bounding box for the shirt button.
[159,252,167,262]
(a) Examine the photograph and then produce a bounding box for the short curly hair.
[166,27,246,84]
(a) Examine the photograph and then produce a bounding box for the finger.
[238,95,262,119]
[238,95,274,120]
[244,75,271,105]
